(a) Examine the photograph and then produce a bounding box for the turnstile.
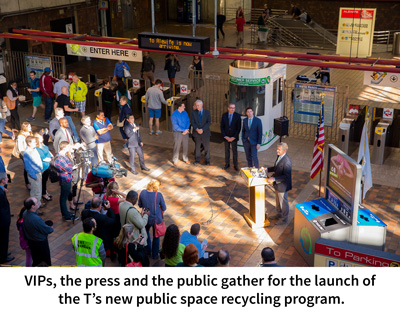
[371,120,392,164]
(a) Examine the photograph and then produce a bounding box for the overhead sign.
[66,44,142,62]
[293,84,336,127]
[138,32,210,54]
[364,71,399,87]
[336,8,376,58]
[229,76,270,86]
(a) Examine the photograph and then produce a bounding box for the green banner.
[229,75,270,86]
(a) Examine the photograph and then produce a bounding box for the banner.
[336,8,376,58]
[66,44,142,62]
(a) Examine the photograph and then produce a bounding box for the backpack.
[49,157,60,183]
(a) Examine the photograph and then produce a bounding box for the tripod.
[71,155,91,225]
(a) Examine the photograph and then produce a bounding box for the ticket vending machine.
[228,61,287,152]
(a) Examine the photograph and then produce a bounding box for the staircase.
[251,14,337,50]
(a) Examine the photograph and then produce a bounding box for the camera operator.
[81,196,116,259]
[54,141,79,221]
[85,170,115,196]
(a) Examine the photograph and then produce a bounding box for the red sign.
[341,9,374,19]
[315,243,400,267]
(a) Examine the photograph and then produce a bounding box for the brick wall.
[0,1,98,54]
[254,0,400,30]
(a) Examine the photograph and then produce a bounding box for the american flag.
[310,101,325,179]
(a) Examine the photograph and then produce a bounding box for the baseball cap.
[44,67,52,72]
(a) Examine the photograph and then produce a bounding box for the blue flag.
[357,119,373,200]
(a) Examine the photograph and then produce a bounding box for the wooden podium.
[241,168,271,229]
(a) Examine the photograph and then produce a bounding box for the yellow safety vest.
[72,233,103,267]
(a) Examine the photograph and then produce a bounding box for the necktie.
[229,114,232,126]
[249,118,252,129]
[65,129,70,143]
[275,155,282,166]
[199,111,202,122]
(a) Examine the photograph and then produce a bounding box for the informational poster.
[363,71,399,87]
[66,44,142,62]
[24,55,52,81]
[327,149,357,206]
[293,84,336,127]
[336,8,376,58]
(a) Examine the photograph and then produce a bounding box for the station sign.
[66,44,142,62]
[336,8,376,58]
[138,32,210,55]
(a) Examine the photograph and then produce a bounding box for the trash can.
[393,32,400,56]
[371,122,390,165]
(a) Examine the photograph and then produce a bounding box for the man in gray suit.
[123,114,150,175]
[53,117,74,153]
[190,100,211,165]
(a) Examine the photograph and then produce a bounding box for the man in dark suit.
[242,107,263,168]
[191,100,211,165]
[0,174,13,264]
[81,196,116,256]
[267,142,292,225]
[220,103,241,171]
[123,114,150,175]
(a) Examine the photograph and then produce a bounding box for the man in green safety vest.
[72,218,106,267]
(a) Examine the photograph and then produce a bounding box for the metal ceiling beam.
[2,30,400,73]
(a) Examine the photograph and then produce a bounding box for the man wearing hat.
[40,67,58,123]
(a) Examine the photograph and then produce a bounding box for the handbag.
[153,192,166,238]
[123,68,131,78]
[12,140,20,158]
[176,61,181,72]
[117,119,124,127]
[3,96,16,110]
[125,243,142,267]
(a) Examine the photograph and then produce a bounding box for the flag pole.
[318,94,325,197]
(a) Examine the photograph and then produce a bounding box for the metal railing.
[2,50,66,85]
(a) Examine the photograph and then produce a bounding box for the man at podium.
[267,143,292,225]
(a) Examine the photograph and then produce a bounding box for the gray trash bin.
[393,32,400,56]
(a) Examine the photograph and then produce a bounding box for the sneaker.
[26,116,35,122]
[123,143,128,149]
[44,120,50,124]
[155,130,162,136]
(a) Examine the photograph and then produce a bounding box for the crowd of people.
[0,41,293,267]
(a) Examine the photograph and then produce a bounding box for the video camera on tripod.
[92,156,128,179]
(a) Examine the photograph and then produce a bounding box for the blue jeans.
[65,116,80,142]
[145,224,160,259]
[44,96,54,121]
[60,181,72,219]
[0,118,13,142]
